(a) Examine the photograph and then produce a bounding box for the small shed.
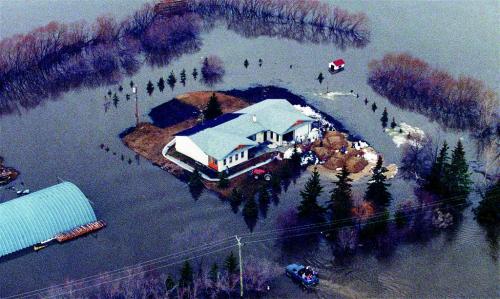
[329,59,345,71]
[0,182,97,257]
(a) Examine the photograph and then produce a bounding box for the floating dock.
[55,220,106,243]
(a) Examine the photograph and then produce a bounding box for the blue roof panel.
[176,113,243,136]
[0,182,97,257]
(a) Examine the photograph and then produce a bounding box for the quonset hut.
[0,182,98,258]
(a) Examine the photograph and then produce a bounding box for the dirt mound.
[345,156,368,173]
[313,147,332,160]
[323,151,368,174]
[323,131,348,150]
[324,156,344,170]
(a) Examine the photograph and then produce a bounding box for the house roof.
[176,99,314,160]
[237,99,313,134]
[0,182,97,257]
[332,59,345,66]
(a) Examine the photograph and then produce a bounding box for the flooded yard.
[0,0,498,298]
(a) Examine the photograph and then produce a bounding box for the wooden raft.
[55,220,106,243]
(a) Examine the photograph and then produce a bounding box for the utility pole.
[235,235,243,298]
[132,86,139,126]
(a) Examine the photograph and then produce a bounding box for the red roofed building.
[329,59,345,71]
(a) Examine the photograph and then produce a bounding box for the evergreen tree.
[242,196,258,220]
[361,208,390,237]
[290,145,302,169]
[270,173,282,192]
[244,59,249,68]
[230,188,243,212]
[165,275,176,291]
[474,181,500,225]
[364,98,369,105]
[390,117,397,129]
[328,165,353,225]
[179,261,193,287]
[297,167,325,221]
[157,77,165,92]
[167,71,177,90]
[279,161,292,179]
[129,80,134,88]
[180,69,187,86]
[224,251,238,275]
[380,108,389,128]
[188,169,204,189]
[107,89,112,96]
[394,209,408,228]
[112,93,119,107]
[118,85,123,92]
[258,184,271,217]
[317,72,324,84]
[447,140,471,202]
[146,80,154,96]
[209,263,219,283]
[218,171,229,189]
[192,68,198,80]
[365,156,392,209]
[258,58,263,67]
[204,93,223,120]
[426,141,449,195]
[125,93,130,101]
[371,102,378,112]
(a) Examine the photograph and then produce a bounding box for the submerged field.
[0,0,498,298]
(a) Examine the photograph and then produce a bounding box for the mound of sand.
[323,131,348,150]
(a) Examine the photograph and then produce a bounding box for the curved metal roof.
[0,182,97,257]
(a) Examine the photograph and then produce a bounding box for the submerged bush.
[200,55,225,86]
[368,53,498,133]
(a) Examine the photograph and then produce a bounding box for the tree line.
[188,0,370,49]
[296,139,476,253]
[46,251,279,298]
[296,155,394,250]
[0,0,371,115]
[367,53,498,135]
[187,0,370,39]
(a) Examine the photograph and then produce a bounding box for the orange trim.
[292,120,304,126]
[208,157,218,171]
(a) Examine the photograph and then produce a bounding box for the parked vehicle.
[285,263,319,289]
[250,168,272,181]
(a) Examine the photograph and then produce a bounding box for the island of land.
[122,87,397,198]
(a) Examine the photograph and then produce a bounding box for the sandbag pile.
[312,131,368,173]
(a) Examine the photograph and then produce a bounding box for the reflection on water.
[0,1,370,116]
[0,1,498,298]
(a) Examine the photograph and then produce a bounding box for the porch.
[248,141,290,159]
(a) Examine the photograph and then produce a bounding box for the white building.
[174,99,314,172]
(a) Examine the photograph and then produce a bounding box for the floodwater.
[0,0,498,298]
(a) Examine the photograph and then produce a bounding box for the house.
[329,59,345,71]
[174,99,314,172]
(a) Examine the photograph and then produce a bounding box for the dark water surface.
[0,0,498,297]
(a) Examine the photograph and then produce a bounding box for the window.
[223,159,226,165]
[235,154,239,161]
[241,152,244,158]
[229,156,232,163]
[271,132,274,139]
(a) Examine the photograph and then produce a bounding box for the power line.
[238,193,471,240]
[4,237,235,299]
[243,202,476,246]
[7,194,473,298]
[44,244,237,299]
